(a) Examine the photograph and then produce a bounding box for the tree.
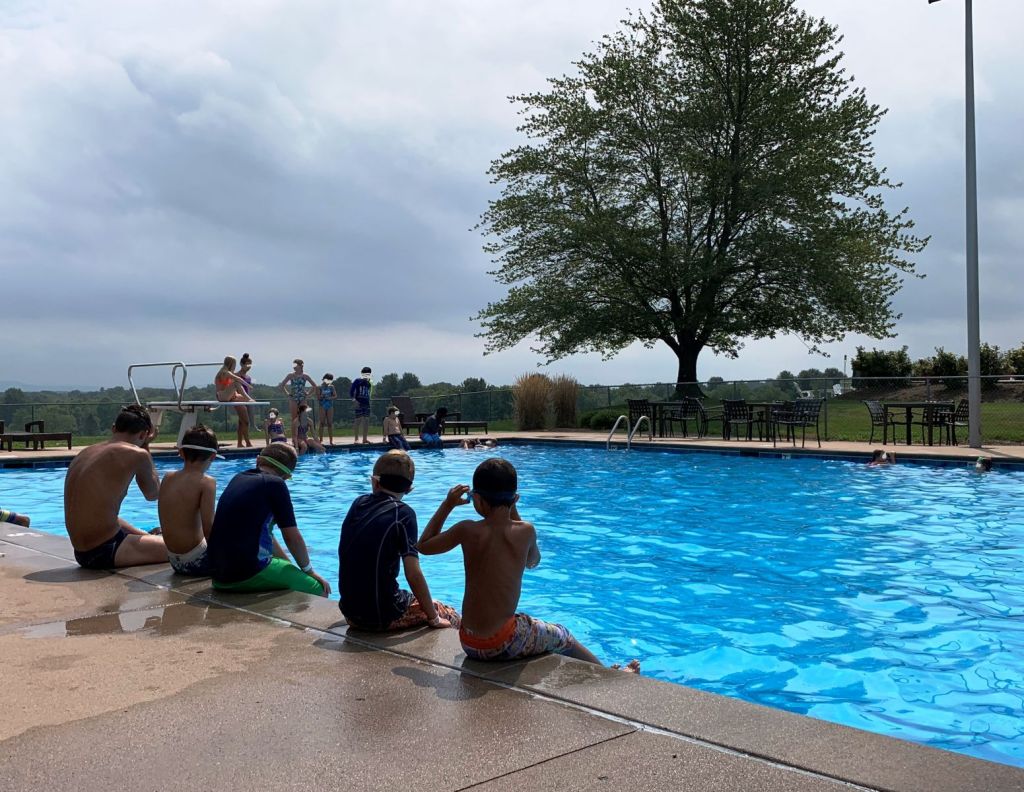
[461,377,487,393]
[397,372,422,393]
[476,0,925,390]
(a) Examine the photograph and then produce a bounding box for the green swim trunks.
[213,557,324,596]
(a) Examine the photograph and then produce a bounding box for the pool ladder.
[606,415,652,450]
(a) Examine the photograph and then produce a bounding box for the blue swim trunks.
[354,404,371,418]
[420,432,441,448]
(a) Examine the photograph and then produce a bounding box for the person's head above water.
[112,404,152,442]
[258,442,298,479]
[178,424,220,464]
[472,457,518,510]
[976,456,993,472]
[372,449,415,497]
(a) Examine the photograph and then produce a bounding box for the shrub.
[550,374,579,427]
[579,407,627,431]
[851,346,913,379]
[512,373,551,430]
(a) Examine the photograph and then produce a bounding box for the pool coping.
[2,528,1023,790]
[2,431,1023,470]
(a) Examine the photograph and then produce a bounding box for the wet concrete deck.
[3,528,1022,791]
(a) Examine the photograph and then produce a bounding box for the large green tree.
[476,0,926,387]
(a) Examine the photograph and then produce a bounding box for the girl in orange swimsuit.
[215,355,255,447]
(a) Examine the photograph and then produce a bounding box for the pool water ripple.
[4,445,1024,766]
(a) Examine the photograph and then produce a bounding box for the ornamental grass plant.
[513,373,551,430]
[550,374,579,427]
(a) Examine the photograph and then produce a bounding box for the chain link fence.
[2,375,1021,443]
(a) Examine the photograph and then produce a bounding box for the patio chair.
[660,399,699,438]
[774,399,823,448]
[687,398,722,438]
[911,403,947,447]
[943,399,970,445]
[721,399,754,441]
[626,399,654,438]
[863,400,907,445]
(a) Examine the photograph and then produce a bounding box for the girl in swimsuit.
[295,404,325,455]
[238,353,256,448]
[317,374,337,446]
[263,409,289,445]
[277,358,317,445]
[215,356,255,448]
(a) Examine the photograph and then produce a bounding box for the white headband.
[178,444,225,460]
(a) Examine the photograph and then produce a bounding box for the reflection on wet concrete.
[20,601,269,639]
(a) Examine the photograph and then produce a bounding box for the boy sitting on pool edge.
[207,443,330,596]
[418,457,638,670]
[337,450,459,631]
[157,423,221,576]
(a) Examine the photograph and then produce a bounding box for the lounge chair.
[0,420,73,452]
[390,396,425,434]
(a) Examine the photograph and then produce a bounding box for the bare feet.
[611,659,641,674]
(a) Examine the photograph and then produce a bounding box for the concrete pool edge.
[2,431,1023,469]
[3,528,1022,791]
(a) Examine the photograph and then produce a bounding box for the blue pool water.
[4,445,1024,766]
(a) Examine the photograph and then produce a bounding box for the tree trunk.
[673,344,703,398]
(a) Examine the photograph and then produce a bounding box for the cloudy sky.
[1,0,1021,390]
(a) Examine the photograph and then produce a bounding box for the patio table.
[649,401,686,437]
[748,402,784,442]
[882,401,954,446]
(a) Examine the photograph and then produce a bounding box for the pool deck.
[3,434,1024,789]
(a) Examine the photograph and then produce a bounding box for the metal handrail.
[127,361,185,407]
[628,415,652,445]
[170,362,221,411]
[606,415,629,449]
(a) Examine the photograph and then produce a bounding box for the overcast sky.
[1,0,1021,390]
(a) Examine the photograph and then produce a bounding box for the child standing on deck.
[418,458,637,669]
[350,366,373,445]
[382,405,410,450]
[208,444,330,596]
[318,374,337,445]
[337,450,459,630]
[158,424,221,575]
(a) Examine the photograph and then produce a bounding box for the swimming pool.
[5,444,1024,767]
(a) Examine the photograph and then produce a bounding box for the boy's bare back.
[457,515,538,636]
[64,441,156,551]
[158,469,216,555]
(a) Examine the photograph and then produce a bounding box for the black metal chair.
[774,399,823,448]
[626,399,653,439]
[912,403,947,446]
[863,400,906,445]
[943,399,970,445]
[662,399,702,438]
[722,399,754,441]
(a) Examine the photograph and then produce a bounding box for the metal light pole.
[930,0,982,447]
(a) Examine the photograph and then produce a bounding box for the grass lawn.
[822,399,1023,444]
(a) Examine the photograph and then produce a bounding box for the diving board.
[128,361,269,445]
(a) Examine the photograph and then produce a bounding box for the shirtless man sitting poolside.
[64,404,167,569]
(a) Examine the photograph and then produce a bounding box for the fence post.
[823,394,829,441]
[487,391,491,423]
[925,378,932,401]
[606,387,611,407]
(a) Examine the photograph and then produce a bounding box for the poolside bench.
[0,421,73,452]
[443,421,489,436]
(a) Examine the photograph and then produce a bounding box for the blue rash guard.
[208,470,296,583]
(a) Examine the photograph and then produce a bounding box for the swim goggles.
[469,488,517,505]
[178,444,226,460]
[259,454,296,479]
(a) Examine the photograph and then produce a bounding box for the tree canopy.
[476,0,926,387]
